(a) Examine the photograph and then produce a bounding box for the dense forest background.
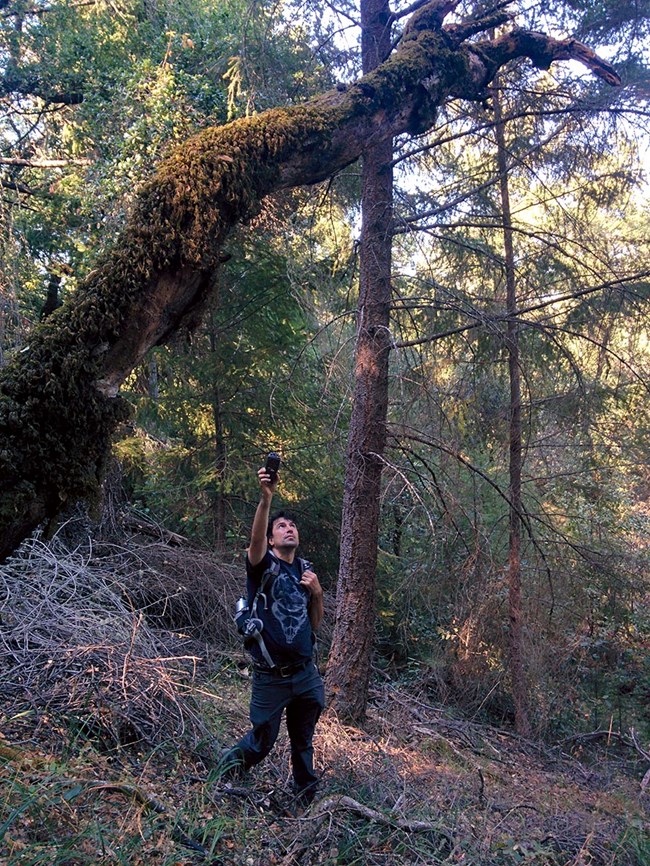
[1,0,650,862]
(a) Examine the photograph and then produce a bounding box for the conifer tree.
[0,2,621,568]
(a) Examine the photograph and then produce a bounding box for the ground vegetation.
[1,532,649,865]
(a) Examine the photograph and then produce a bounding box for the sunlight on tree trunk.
[326,0,394,723]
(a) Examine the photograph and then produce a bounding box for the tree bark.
[493,75,531,737]
[0,2,620,560]
[325,0,394,722]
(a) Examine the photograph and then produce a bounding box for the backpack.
[233,554,312,669]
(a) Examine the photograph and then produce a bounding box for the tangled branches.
[0,532,238,752]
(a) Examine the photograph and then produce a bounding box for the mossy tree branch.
[0,3,620,560]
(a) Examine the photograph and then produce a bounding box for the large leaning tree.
[0,0,620,562]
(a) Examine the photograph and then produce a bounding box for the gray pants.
[230,661,325,799]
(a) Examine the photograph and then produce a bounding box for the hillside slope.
[1,531,648,865]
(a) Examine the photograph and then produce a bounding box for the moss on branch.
[0,6,620,558]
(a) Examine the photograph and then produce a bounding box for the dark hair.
[267,510,299,542]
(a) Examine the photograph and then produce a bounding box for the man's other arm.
[301,570,324,631]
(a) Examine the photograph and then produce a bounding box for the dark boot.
[214,747,246,781]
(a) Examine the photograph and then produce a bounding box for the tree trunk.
[0,1,619,560]
[325,0,393,722]
[493,76,531,736]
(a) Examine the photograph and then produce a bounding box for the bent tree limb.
[0,2,620,560]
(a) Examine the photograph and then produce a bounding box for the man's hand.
[301,569,324,631]
[300,569,322,598]
[258,465,278,497]
[248,465,277,565]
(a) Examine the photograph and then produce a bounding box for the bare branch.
[0,156,92,168]
[476,28,622,87]
[394,271,650,349]
[0,177,36,194]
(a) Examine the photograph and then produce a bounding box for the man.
[221,462,325,807]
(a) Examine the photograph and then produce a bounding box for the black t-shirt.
[245,550,314,666]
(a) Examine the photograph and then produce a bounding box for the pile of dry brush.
[0,525,244,753]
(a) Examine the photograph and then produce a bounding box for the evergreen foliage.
[0,0,649,738]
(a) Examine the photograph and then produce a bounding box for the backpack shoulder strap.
[246,555,280,669]
[251,554,280,614]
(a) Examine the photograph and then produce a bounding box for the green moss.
[0,105,337,537]
[0,19,470,548]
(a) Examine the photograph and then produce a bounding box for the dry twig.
[0,532,232,751]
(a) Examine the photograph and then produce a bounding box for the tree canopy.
[0,0,623,561]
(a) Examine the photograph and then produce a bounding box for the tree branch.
[0,156,92,168]
[0,177,35,195]
[394,271,649,349]
[0,64,84,104]
[0,1,622,559]
[477,28,622,87]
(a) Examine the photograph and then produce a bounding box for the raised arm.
[247,465,277,566]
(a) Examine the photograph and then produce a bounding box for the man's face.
[268,517,299,550]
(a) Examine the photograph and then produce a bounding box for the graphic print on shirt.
[271,570,308,644]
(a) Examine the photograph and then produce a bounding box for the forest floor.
[3,660,649,866]
[1,531,649,865]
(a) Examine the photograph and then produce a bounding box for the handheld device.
[265,451,281,483]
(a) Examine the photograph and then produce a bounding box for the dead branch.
[0,156,92,168]
[66,778,214,859]
[480,28,622,87]
[0,176,35,194]
[312,793,453,834]
[278,791,454,866]
[641,768,650,793]
[564,728,650,758]
[119,512,189,546]
[629,728,650,763]
[0,532,226,751]
[563,727,650,792]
